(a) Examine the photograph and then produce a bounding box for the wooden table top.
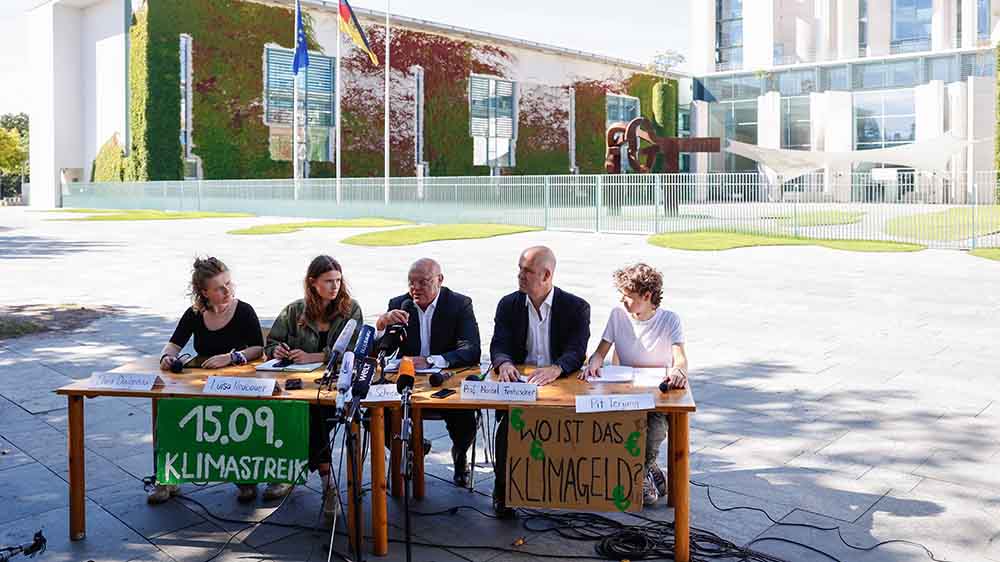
[55,358,696,412]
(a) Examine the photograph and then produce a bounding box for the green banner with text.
[155,398,309,485]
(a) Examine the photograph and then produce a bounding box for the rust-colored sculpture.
[605,118,721,174]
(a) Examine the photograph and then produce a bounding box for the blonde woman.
[150,257,264,504]
[580,263,688,506]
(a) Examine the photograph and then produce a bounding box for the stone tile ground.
[1,207,999,562]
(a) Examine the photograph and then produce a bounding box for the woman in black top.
[150,257,264,505]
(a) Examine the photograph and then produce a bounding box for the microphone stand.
[327,367,371,562]
[398,383,414,562]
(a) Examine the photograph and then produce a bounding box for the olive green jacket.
[265,298,364,361]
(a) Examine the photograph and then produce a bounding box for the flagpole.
[335,0,342,204]
[292,0,302,201]
[383,0,390,205]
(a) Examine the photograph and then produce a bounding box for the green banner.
[154,398,309,485]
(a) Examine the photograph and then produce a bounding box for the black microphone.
[396,357,416,394]
[429,370,453,387]
[349,357,378,412]
[659,380,671,393]
[353,324,376,358]
[318,318,357,384]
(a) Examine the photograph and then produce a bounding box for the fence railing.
[62,171,1000,249]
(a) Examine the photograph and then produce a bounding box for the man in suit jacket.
[489,246,590,517]
[377,258,481,486]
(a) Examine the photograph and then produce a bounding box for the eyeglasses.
[407,276,437,289]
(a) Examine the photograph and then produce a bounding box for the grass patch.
[48,209,253,221]
[228,218,412,235]
[770,210,865,227]
[0,316,46,339]
[648,230,925,252]
[342,223,541,246]
[970,248,1000,261]
[885,207,1000,241]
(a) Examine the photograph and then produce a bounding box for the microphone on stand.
[335,351,355,418]
[349,356,378,413]
[658,380,671,393]
[396,357,416,394]
[353,324,376,359]
[465,360,496,382]
[316,318,357,386]
[429,370,453,387]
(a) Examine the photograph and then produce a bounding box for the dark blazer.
[489,287,590,376]
[387,286,481,368]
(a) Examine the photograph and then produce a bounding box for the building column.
[824,91,854,202]
[932,0,955,50]
[758,91,782,199]
[915,81,947,202]
[962,0,979,48]
[691,100,711,202]
[836,0,860,59]
[947,81,969,203]
[29,2,84,208]
[967,75,997,203]
[816,0,835,62]
[867,0,892,56]
[743,0,776,70]
[689,1,717,75]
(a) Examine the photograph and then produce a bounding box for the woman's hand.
[288,349,318,364]
[579,355,603,380]
[272,344,290,360]
[202,353,233,369]
[664,367,688,390]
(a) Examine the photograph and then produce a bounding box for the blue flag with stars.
[293,0,309,75]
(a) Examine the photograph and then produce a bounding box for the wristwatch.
[427,355,449,368]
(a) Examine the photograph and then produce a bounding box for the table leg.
[345,420,362,553]
[666,415,675,508]
[369,407,388,556]
[390,408,402,498]
[669,412,690,562]
[151,399,158,480]
[68,395,86,540]
[411,407,425,500]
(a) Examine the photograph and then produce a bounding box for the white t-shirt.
[601,307,684,368]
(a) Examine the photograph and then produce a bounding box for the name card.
[575,394,655,413]
[89,373,161,391]
[362,384,401,403]
[203,376,276,397]
[461,381,537,402]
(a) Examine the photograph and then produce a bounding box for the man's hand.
[159,355,175,371]
[664,368,688,390]
[411,356,430,370]
[377,309,410,330]
[497,362,520,382]
[528,365,562,386]
[579,356,602,380]
[202,353,232,369]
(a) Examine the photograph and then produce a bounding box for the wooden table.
[365,365,697,562]
[53,358,369,548]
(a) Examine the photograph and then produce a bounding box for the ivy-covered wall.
[115,0,678,181]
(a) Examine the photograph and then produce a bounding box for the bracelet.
[230,350,247,365]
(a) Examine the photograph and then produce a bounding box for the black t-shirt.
[169,300,264,358]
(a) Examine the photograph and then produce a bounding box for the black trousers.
[493,410,509,503]
[308,405,338,472]
[384,408,477,466]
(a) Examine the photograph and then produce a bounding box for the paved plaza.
[1,206,999,562]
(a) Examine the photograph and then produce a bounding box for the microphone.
[465,360,496,382]
[319,318,357,384]
[349,357,378,411]
[396,357,415,394]
[659,380,671,393]
[429,370,453,387]
[353,324,376,358]
[335,351,355,417]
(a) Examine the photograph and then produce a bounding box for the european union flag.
[293,0,310,75]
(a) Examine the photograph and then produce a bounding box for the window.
[716,0,743,70]
[775,70,818,96]
[859,0,869,54]
[180,34,193,158]
[979,0,990,40]
[263,44,336,162]
[852,59,920,90]
[606,94,640,127]
[782,97,810,151]
[891,0,932,53]
[854,89,916,151]
[469,74,517,169]
[821,66,849,90]
[708,100,757,172]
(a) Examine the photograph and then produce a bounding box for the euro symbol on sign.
[510,408,525,431]
[530,439,545,461]
[612,485,631,512]
[624,431,641,458]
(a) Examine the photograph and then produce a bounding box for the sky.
[0,0,690,116]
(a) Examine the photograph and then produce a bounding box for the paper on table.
[632,368,668,388]
[256,359,324,372]
[590,365,634,383]
[384,358,442,375]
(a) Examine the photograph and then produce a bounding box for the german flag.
[338,0,379,66]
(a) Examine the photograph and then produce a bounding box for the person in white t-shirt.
[579,263,688,506]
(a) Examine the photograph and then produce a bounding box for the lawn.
[229,218,411,235]
[970,248,1000,261]
[772,210,864,227]
[885,206,1000,241]
[342,223,541,246]
[48,209,253,221]
[648,230,925,252]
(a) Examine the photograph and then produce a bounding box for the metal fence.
[62,171,1000,249]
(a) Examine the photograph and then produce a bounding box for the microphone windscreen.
[429,371,444,387]
[331,319,357,354]
[659,380,671,393]
[353,324,376,358]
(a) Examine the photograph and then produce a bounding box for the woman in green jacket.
[265,255,363,521]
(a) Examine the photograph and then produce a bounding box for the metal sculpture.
[605,117,721,174]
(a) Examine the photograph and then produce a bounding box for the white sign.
[575,394,655,413]
[89,373,161,391]
[362,384,401,403]
[461,381,537,402]
[203,377,277,397]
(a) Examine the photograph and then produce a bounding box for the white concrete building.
[690,0,998,202]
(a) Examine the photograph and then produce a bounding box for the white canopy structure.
[725,134,976,180]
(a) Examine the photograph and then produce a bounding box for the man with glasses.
[376,258,481,487]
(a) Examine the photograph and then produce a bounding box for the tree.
[0,129,26,174]
[0,113,28,198]
[646,50,686,77]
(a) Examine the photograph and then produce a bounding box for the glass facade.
[606,94,640,127]
[709,100,758,172]
[979,0,990,40]
[716,0,743,70]
[891,0,932,54]
[854,89,916,150]
[859,0,869,55]
[781,97,810,150]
